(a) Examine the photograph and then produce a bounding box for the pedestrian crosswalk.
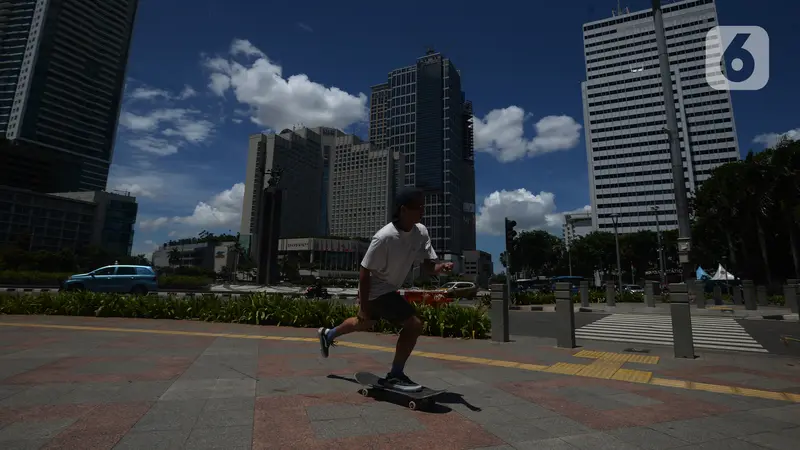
[575,314,767,353]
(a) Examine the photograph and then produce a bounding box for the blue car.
[61,265,158,294]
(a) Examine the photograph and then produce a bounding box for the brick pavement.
[0,315,799,449]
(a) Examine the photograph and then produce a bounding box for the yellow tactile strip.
[0,321,797,403]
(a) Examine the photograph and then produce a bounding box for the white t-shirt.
[360,222,438,301]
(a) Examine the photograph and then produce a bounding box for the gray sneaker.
[317,327,334,358]
[382,373,422,392]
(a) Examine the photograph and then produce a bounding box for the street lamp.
[611,213,623,291]
[652,205,666,289]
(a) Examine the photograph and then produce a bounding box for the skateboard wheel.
[408,400,417,410]
[359,388,369,397]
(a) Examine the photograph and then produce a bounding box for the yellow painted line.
[576,360,624,379]
[545,362,586,375]
[1,321,798,404]
[611,368,653,384]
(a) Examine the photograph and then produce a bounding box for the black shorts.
[359,291,415,324]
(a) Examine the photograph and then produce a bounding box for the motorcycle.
[305,284,331,299]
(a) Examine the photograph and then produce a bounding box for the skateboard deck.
[780,335,800,346]
[354,371,445,410]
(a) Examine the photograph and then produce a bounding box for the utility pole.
[611,213,623,290]
[652,0,692,282]
[652,205,667,289]
[504,218,517,301]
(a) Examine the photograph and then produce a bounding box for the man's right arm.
[358,236,386,302]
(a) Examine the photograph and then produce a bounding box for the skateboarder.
[317,187,453,392]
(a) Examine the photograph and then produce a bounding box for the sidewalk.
[0,315,799,449]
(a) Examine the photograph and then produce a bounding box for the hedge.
[0,292,490,339]
[0,271,72,286]
[158,275,211,290]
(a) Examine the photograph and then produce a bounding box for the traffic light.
[504,217,517,250]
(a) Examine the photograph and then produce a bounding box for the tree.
[168,248,181,267]
[508,230,563,277]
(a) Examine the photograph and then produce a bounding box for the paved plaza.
[1,315,800,449]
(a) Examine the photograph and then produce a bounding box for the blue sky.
[112,0,799,271]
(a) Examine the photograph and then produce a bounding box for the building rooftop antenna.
[612,0,629,16]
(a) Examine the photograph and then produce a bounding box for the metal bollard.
[580,281,590,308]
[490,284,510,342]
[785,280,798,314]
[669,283,695,359]
[743,280,757,310]
[756,285,768,307]
[605,281,616,307]
[644,281,656,307]
[711,284,722,307]
[555,282,576,348]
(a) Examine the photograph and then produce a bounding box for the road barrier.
[490,283,509,343]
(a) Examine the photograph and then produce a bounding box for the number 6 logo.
[706,26,769,91]
[705,26,770,91]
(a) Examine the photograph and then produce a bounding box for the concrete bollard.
[733,284,743,305]
[580,281,590,308]
[712,285,722,307]
[605,281,616,307]
[490,284,509,342]
[689,280,705,308]
[756,285,768,307]
[785,280,798,314]
[669,283,695,359]
[743,280,757,310]
[555,282,576,348]
[644,281,656,307]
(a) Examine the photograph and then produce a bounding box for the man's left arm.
[418,233,453,276]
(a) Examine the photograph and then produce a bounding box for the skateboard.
[354,371,446,411]
[780,335,800,346]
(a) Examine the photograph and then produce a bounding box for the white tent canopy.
[711,264,736,281]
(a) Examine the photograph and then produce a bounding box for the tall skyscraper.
[329,138,402,239]
[581,0,739,234]
[240,129,324,243]
[369,49,476,256]
[313,126,346,236]
[0,0,140,193]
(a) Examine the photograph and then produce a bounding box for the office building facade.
[329,139,402,239]
[313,126,346,236]
[581,0,740,234]
[0,0,139,192]
[240,129,324,243]
[369,50,476,255]
[0,186,137,255]
[563,211,594,247]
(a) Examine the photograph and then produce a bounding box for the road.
[509,310,800,357]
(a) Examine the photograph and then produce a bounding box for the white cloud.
[139,183,245,231]
[753,128,800,148]
[297,22,313,33]
[475,189,588,236]
[178,85,197,100]
[118,108,214,156]
[474,106,582,162]
[202,39,367,131]
[129,87,171,101]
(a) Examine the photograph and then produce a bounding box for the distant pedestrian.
[317,187,453,392]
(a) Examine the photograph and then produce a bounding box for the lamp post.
[652,0,693,282]
[652,205,667,289]
[611,213,623,291]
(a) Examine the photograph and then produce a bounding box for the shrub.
[0,271,71,286]
[0,292,490,339]
[617,291,644,303]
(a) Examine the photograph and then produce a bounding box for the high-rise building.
[312,126,346,236]
[240,129,324,243]
[0,0,140,193]
[369,49,476,256]
[329,139,402,239]
[563,212,594,248]
[581,0,740,234]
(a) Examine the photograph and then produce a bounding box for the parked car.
[622,284,644,294]
[438,281,479,299]
[61,265,158,294]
